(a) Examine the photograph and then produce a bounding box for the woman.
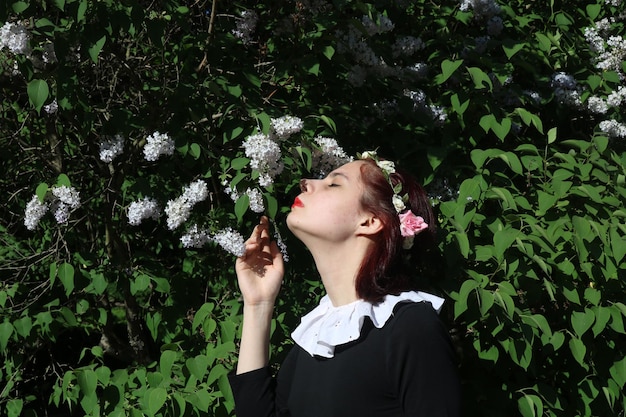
[228,154,461,417]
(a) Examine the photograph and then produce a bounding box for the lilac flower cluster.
[404,90,448,125]
[212,228,246,257]
[0,21,31,55]
[232,10,258,45]
[242,115,305,187]
[311,136,353,177]
[143,132,175,162]
[243,133,284,187]
[24,185,81,230]
[599,119,626,138]
[271,115,304,139]
[127,197,160,226]
[180,224,212,249]
[99,135,125,163]
[224,182,265,213]
[165,180,209,230]
[551,72,582,108]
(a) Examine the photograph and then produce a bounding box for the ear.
[357,214,384,236]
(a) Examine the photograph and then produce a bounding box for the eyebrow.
[328,172,350,181]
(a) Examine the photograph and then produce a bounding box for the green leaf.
[265,193,278,219]
[88,35,107,63]
[467,67,493,90]
[450,94,470,115]
[235,193,250,223]
[36,183,49,202]
[437,59,464,84]
[131,274,150,295]
[27,79,50,113]
[186,355,209,381]
[7,399,23,417]
[230,157,249,170]
[502,41,525,59]
[586,4,601,20]
[571,308,595,337]
[454,279,478,318]
[160,350,177,377]
[58,263,75,297]
[189,143,201,159]
[569,337,587,366]
[77,369,98,396]
[13,316,32,337]
[0,321,14,352]
[57,173,71,187]
[77,0,88,22]
[591,306,611,337]
[518,394,543,417]
[146,387,167,415]
[609,356,626,388]
[12,1,29,13]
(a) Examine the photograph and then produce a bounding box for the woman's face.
[286,160,370,244]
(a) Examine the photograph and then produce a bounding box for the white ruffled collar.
[291,290,444,358]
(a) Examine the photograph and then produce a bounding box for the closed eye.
[328,183,340,187]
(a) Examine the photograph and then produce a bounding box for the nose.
[299,179,308,193]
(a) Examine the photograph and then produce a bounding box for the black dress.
[228,301,461,417]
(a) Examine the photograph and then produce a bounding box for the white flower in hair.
[392,195,406,212]
[376,160,396,174]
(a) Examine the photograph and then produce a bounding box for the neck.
[306,237,372,307]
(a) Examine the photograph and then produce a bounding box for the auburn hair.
[355,158,436,303]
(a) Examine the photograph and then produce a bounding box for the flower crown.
[358,151,428,249]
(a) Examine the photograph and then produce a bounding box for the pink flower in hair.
[399,211,428,237]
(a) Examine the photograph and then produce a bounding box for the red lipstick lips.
[292,196,304,209]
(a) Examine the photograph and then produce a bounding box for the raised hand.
[235,216,285,307]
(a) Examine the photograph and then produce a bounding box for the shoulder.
[385,301,452,351]
[390,301,443,331]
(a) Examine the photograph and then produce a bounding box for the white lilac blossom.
[271,115,304,139]
[51,185,81,209]
[460,0,501,20]
[361,14,395,36]
[607,86,626,107]
[596,36,626,73]
[404,62,428,78]
[606,0,622,5]
[224,182,265,213]
[404,89,448,124]
[43,99,58,115]
[50,185,81,225]
[273,227,289,262]
[233,10,258,45]
[212,228,246,257]
[127,197,160,226]
[182,180,209,204]
[180,224,212,248]
[164,198,191,230]
[164,180,209,230]
[311,136,352,177]
[587,96,609,114]
[392,36,425,58]
[523,90,542,103]
[143,131,175,162]
[24,195,49,230]
[99,134,125,163]
[551,72,582,107]
[0,21,31,55]
[599,119,626,138]
[242,133,284,187]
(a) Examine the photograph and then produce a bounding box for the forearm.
[236,302,275,374]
